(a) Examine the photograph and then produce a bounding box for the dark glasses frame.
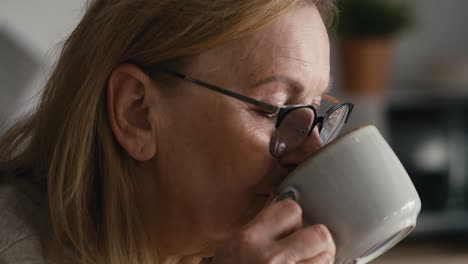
[152,68,354,137]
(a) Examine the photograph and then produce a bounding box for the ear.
[107,64,157,161]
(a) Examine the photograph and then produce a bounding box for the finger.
[278,224,335,262]
[246,199,303,241]
[298,251,333,264]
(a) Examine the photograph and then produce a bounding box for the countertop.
[372,236,468,264]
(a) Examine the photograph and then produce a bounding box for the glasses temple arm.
[158,69,279,113]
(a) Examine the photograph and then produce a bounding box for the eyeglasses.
[150,68,353,158]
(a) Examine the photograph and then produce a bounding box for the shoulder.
[0,179,49,263]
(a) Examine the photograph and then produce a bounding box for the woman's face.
[145,4,330,250]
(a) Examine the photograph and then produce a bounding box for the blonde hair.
[0,0,335,263]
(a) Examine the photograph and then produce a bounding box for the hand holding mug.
[212,199,336,264]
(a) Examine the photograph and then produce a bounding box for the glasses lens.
[270,107,315,157]
[320,105,350,144]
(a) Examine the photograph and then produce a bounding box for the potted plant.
[335,0,412,95]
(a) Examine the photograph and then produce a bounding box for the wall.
[389,0,468,88]
[0,0,86,126]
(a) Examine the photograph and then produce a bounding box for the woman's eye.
[261,111,278,119]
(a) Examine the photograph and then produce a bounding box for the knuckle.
[302,225,336,256]
[263,254,277,264]
[318,252,332,264]
[238,228,258,247]
[309,225,336,259]
[262,245,299,264]
[263,250,287,264]
[313,224,333,244]
[278,199,302,217]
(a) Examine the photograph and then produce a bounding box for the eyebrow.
[252,74,332,96]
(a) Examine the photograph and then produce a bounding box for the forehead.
[187,5,330,95]
[235,5,330,90]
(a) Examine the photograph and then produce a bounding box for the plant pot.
[338,38,393,96]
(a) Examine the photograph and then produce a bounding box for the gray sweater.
[0,180,215,264]
[0,179,49,264]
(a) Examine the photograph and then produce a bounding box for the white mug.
[275,125,421,264]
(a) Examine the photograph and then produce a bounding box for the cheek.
[204,109,274,189]
[159,100,275,194]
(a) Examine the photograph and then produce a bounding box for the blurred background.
[0,1,86,130]
[330,0,468,263]
[1,0,467,263]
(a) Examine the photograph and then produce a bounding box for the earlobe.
[107,64,157,161]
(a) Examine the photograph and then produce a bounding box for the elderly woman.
[0,0,353,263]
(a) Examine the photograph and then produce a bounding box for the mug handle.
[271,188,299,203]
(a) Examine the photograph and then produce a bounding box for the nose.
[278,127,322,166]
